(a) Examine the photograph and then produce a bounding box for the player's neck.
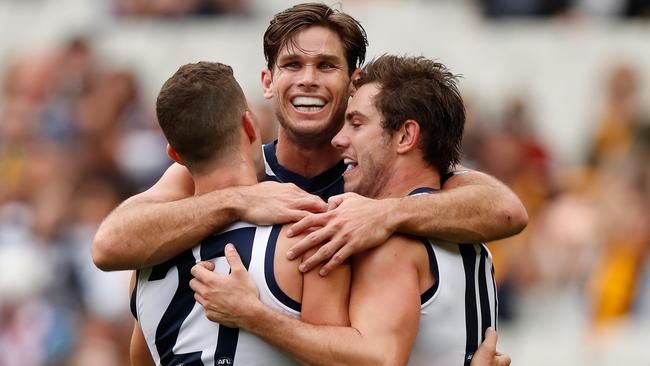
[275,131,342,178]
[193,157,258,196]
[375,160,441,199]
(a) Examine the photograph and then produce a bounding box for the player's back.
[133,222,301,366]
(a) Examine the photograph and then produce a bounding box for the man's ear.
[261,68,273,100]
[396,120,420,154]
[166,144,185,166]
[348,68,362,96]
[242,110,257,143]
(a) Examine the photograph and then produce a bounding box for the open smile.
[291,96,327,113]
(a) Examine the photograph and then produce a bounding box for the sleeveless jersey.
[132,222,301,366]
[262,142,345,200]
[408,188,498,366]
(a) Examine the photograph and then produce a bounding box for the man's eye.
[282,62,300,70]
[319,63,337,70]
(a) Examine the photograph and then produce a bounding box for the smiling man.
[191,54,505,366]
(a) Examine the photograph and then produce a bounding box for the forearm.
[393,177,528,242]
[243,304,382,366]
[93,188,241,271]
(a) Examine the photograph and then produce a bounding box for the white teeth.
[292,96,325,107]
[295,106,322,112]
[343,159,357,171]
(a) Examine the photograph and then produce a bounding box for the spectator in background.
[584,63,650,326]
[468,96,551,320]
[0,35,167,365]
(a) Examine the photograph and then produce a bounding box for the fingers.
[287,212,329,238]
[224,244,244,273]
[326,192,355,210]
[194,292,207,306]
[299,239,344,273]
[496,354,511,366]
[327,194,345,210]
[287,225,334,260]
[275,182,327,213]
[482,327,497,352]
[197,261,215,271]
[299,197,328,213]
[283,209,316,224]
[319,244,353,276]
[189,277,208,297]
[191,262,216,282]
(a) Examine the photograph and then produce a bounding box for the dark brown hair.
[263,2,368,75]
[156,61,246,170]
[356,55,465,173]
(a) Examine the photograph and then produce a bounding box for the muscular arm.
[396,168,528,242]
[192,239,420,366]
[288,168,529,274]
[92,164,327,271]
[92,163,234,271]
[300,247,350,326]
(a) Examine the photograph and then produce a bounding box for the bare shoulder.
[273,224,303,302]
[353,234,425,270]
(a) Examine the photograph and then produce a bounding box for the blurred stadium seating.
[0,1,648,365]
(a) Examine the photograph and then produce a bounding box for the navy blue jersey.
[262,142,345,201]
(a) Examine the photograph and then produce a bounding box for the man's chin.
[286,128,339,149]
[343,182,358,195]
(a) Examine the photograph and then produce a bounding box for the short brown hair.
[156,62,246,170]
[263,2,368,75]
[355,55,465,173]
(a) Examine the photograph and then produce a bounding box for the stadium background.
[0,0,649,365]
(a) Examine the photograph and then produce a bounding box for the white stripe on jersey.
[473,245,482,352]
[410,240,497,366]
[262,147,276,178]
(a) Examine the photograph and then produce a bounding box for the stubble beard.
[348,152,392,199]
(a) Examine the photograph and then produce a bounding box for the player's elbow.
[92,228,122,271]
[500,200,528,237]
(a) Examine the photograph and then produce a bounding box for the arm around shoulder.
[395,168,528,243]
[92,163,241,271]
[443,169,528,239]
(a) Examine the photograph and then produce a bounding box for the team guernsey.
[409,188,498,366]
[263,141,345,200]
[132,222,301,366]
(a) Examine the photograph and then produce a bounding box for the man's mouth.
[291,96,326,112]
[343,158,358,172]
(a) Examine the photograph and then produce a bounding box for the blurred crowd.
[468,62,650,329]
[0,37,169,366]
[1,10,650,366]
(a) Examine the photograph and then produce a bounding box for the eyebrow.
[278,53,343,64]
[346,110,366,122]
